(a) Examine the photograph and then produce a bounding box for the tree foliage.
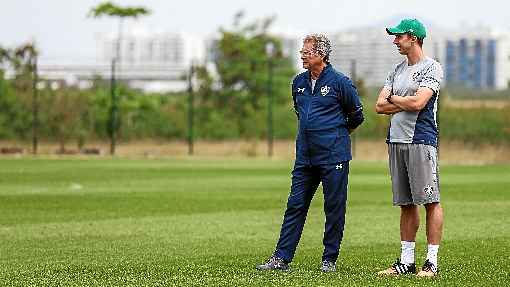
[0,43,38,140]
[194,12,297,139]
[88,2,150,18]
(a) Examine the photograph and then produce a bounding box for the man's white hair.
[303,34,332,62]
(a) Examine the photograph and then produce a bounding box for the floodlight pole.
[266,42,275,157]
[187,63,195,155]
[110,58,117,155]
[32,54,39,155]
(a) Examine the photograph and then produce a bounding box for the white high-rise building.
[37,28,205,93]
[95,28,204,91]
[97,28,204,68]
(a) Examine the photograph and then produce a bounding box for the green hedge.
[0,77,508,145]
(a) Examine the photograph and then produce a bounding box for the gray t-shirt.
[383,57,444,146]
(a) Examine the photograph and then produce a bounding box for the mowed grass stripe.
[1,239,508,286]
[0,159,509,286]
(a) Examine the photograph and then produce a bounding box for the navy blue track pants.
[274,161,349,263]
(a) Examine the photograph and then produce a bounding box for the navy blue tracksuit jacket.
[274,64,364,263]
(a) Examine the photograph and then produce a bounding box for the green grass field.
[0,158,509,286]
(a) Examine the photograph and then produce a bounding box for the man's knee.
[400,204,418,214]
[323,193,346,214]
[424,203,443,221]
[424,202,441,212]
[286,196,308,213]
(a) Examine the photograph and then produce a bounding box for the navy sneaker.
[256,255,290,271]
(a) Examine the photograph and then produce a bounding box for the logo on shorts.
[297,87,305,93]
[424,185,434,198]
[320,85,330,96]
[427,150,433,161]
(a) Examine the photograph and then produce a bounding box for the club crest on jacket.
[321,85,330,96]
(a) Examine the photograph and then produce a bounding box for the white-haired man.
[256,34,364,272]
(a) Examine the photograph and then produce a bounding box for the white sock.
[426,244,439,266]
[400,241,415,265]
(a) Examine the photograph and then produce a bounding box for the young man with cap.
[256,34,364,273]
[375,19,444,277]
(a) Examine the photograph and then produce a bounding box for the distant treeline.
[1,74,509,149]
[1,16,509,149]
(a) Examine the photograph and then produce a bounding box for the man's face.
[393,33,415,55]
[300,41,323,70]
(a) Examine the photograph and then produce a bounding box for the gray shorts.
[388,143,440,206]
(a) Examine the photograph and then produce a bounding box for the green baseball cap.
[386,18,427,39]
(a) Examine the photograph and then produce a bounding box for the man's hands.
[389,87,435,112]
[375,88,403,115]
[376,87,435,114]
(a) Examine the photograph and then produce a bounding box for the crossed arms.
[375,87,435,115]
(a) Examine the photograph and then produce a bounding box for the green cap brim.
[386,27,405,35]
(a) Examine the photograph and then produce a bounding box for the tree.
[0,46,24,139]
[0,46,12,69]
[201,12,296,139]
[0,43,39,141]
[89,2,150,66]
[88,2,151,154]
[88,2,151,63]
[42,87,89,152]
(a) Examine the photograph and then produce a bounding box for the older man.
[375,19,444,277]
[256,34,364,272]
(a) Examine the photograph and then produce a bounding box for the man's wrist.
[386,94,394,104]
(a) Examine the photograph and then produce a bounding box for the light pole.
[109,58,117,155]
[266,42,275,157]
[187,62,195,156]
[31,53,39,155]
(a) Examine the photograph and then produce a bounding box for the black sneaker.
[320,260,336,272]
[377,259,416,276]
[256,255,290,271]
[417,259,438,277]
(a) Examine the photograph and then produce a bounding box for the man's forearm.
[375,88,403,114]
[376,99,403,114]
[389,90,432,112]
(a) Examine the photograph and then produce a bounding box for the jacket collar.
[307,63,332,83]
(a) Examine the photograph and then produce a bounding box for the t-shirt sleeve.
[383,69,395,91]
[419,62,443,95]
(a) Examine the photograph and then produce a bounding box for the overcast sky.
[1,0,509,61]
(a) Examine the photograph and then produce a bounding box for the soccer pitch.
[0,159,508,286]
